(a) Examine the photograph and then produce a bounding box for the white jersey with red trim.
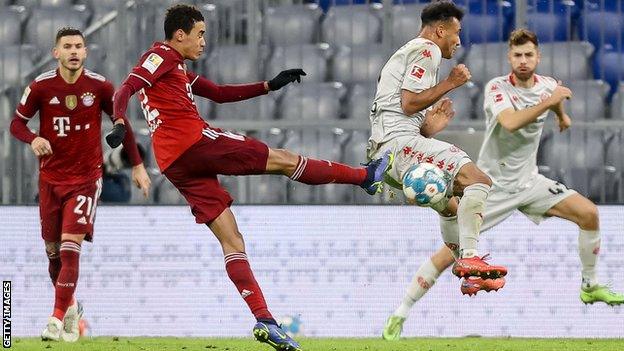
[369,37,442,153]
[477,73,558,191]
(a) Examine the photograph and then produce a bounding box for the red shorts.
[39,178,103,242]
[163,128,269,224]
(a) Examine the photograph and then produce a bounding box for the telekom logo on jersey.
[52,117,91,137]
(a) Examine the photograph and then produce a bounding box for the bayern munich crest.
[81,92,95,107]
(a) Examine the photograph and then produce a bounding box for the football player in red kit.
[111,4,392,351]
[9,27,151,342]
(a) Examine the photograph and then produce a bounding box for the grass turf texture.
[8,337,624,351]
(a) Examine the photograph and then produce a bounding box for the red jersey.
[15,69,114,185]
[129,42,206,170]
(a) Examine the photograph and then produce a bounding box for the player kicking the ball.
[111,4,392,351]
[10,27,150,342]
[382,28,624,340]
[368,0,507,292]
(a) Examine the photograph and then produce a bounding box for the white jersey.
[368,37,442,153]
[477,74,558,192]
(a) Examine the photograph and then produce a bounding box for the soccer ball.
[402,162,449,207]
[278,315,303,337]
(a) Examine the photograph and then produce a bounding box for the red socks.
[290,156,366,185]
[224,252,273,321]
[52,241,81,320]
[48,257,61,285]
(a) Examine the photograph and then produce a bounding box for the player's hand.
[548,84,572,106]
[446,64,471,88]
[557,113,572,132]
[267,69,306,91]
[105,122,126,148]
[30,137,53,157]
[422,98,455,137]
[131,163,151,198]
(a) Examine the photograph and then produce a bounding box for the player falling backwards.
[367,0,507,293]
[382,28,624,340]
[9,27,151,342]
[109,4,392,351]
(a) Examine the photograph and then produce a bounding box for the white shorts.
[369,135,472,191]
[482,174,577,230]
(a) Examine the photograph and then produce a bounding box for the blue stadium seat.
[279,82,347,120]
[580,8,624,49]
[594,48,624,96]
[266,44,332,83]
[264,4,323,46]
[321,4,382,46]
[331,44,389,84]
[527,12,572,42]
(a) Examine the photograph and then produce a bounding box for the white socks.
[578,229,600,289]
[393,259,442,318]
[440,215,460,258]
[457,183,490,258]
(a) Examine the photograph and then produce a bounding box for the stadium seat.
[205,45,262,84]
[594,48,624,96]
[581,10,624,49]
[245,175,288,204]
[154,177,186,205]
[461,13,508,45]
[0,46,35,90]
[346,82,377,120]
[538,41,594,82]
[446,83,478,121]
[265,43,332,83]
[282,129,349,204]
[527,12,572,42]
[391,4,426,49]
[213,94,276,121]
[24,8,89,51]
[610,83,624,119]
[343,130,382,204]
[565,80,610,121]
[264,4,323,46]
[16,0,74,8]
[464,42,509,85]
[331,44,389,84]
[279,82,347,120]
[605,133,624,202]
[0,8,23,46]
[321,4,382,46]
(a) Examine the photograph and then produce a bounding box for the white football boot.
[41,316,63,341]
[61,300,83,342]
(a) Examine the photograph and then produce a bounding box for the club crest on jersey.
[409,64,426,81]
[65,95,78,110]
[142,53,164,74]
[81,92,95,107]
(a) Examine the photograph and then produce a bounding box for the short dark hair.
[421,1,464,27]
[509,28,539,48]
[164,4,204,40]
[55,27,85,44]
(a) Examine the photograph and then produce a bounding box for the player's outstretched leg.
[253,321,302,351]
[382,315,406,341]
[271,148,393,195]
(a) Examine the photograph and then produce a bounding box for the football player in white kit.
[368,1,508,291]
[382,28,624,341]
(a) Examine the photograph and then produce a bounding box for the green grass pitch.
[8,337,624,351]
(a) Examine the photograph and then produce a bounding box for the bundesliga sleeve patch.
[141,53,164,74]
[20,86,31,105]
[408,64,426,81]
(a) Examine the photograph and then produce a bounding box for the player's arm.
[496,84,572,133]
[188,69,306,103]
[401,64,470,116]
[550,100,572,132]
[9,83,53,157]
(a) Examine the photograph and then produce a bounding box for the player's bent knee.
[579,203,600,229]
